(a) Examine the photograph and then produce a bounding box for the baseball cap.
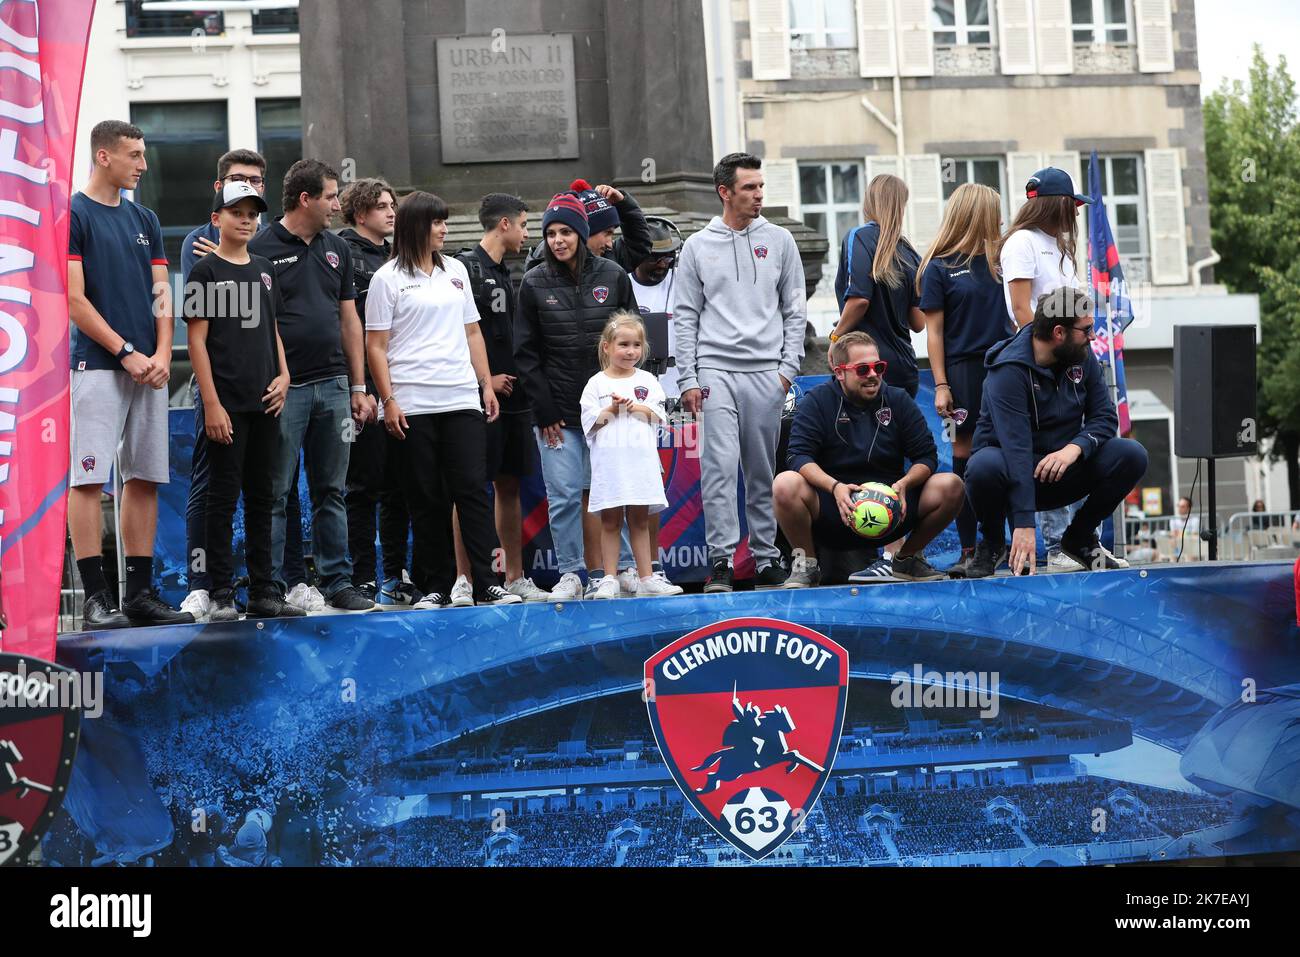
[212,179,269,214]
[1025,167,1092,207]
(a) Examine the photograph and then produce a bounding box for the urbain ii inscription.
[436,34,580,164]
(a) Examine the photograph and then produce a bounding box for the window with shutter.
[858,0,898,76]
[1135,0,1173,72]
[895,0,936,75]
[1144,148,1187,285]
[997,0,1037,73]
[905,154,945,252]
[750,0,792,79]
[1006,151,1044,217]
[1035,0,1075,73]
[799,162,865,291]
[763,158,802,218]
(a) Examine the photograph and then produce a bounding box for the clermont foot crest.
[0,655,82,866]
[645,618,848,861]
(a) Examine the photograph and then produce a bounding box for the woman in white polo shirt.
[365,191,521,608]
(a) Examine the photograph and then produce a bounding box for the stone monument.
[301,0,825,292]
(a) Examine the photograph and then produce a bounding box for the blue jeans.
[271,376,354,597]
[1039,504,1078,553]
[534,426,633,575]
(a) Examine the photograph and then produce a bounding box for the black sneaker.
[327,585,375,612]
[357,581,377,602]
[209,591,240,622]
[704,560,733,593]
[892,553,945,582]
[1059,531,1127,572]
[246,594,307,618]
[965,541,1001,579]
[82,590,129,630]
[947,547,976,579]
[121,590,196,627]
[476,585,523,606]
[753,562,788,589]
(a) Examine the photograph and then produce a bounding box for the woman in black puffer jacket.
[514,192,639,601]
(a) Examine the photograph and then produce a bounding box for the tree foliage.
[1204,46,1300,505]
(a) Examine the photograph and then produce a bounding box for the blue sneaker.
[847,558,896,583]
[379,572,422,606]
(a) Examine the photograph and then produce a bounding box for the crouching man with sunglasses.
[963,287,1147,577]
[774,331,964,586]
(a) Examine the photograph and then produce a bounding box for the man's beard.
[1052,338,1090,368]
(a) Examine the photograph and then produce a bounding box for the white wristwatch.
[349,385,367,394]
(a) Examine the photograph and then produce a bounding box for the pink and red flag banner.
[0,0,96,660]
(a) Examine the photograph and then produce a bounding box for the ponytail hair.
[862,173,913,288]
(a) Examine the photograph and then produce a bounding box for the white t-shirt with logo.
[365,256,481,416]
[580,367,669,513]
[999,228,1079,322]
[629,271,679,398]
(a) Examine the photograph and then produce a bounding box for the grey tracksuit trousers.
[697,367,785,567]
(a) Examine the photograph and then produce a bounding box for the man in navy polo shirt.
[67,120,193,628]
[250,159,376,611]
[773,331,964,585]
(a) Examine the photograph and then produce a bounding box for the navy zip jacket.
[971,327,1117,527]
[787,380,937,484]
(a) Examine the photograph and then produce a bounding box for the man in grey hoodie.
[676,152,807,592]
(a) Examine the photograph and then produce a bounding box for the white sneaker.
[450,575,475,607]
[413,593,445,611]
[590,575,620,600]
[637,575,683,597]
[478,585,523,606]
[305,585,327,613]
[505,577,551,602]
[617,568,639,596]
[1046,551,1085,572]
[180,589,211,622]
[548,572,584,602]
[285,582,314,614]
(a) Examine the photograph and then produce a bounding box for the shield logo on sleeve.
[0,655,83,867]
[644,618,848,861]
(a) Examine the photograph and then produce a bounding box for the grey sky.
[1196,0,1300,93]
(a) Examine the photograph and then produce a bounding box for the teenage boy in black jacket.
[338,178,414,604]
[774,331,964,585]
[964,286,1147,577]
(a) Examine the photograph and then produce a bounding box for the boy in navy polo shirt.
[67,120,193,629]
[185,182,303,621]
[773,332,964,585]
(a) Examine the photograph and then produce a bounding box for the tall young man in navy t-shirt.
[67,120,193,628]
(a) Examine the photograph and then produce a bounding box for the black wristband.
[831,481,841,496]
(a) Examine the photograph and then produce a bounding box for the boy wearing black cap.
[184,182,302,620]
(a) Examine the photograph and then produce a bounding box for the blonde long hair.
[597,310,645,370]
[861,173,912,288]
[915,183,1003,295]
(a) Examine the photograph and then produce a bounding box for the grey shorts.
[70,369,170,487]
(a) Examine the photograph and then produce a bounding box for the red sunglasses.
[834,360,888,379]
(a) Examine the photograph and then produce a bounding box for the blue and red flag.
[1087,150,1133,434]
